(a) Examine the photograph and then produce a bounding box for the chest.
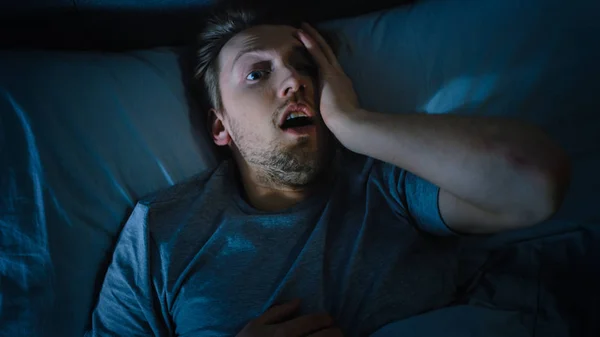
[164,202,459,337]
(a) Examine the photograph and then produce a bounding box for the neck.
[234,160,315,211]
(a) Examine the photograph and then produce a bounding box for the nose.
[278,67,307,98]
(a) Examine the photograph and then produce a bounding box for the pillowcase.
[321,0,599,223]
[0,48,218,337]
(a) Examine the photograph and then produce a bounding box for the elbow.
[524,149,571,225]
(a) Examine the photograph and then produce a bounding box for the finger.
[276,313,334,337]
[301,23,342,70]
[256,299,301,325]
[307,327,344,337]
[297,29,331,71]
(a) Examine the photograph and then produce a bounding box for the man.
[87,7,570,337]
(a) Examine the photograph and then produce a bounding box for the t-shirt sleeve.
[403,170,457,236]
[85,203,168,337]
[377,161,456,236]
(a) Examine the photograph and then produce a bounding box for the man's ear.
[208,108,231,146]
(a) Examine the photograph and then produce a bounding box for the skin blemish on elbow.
[481,139,531,168]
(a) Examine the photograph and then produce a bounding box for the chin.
[275,150,326,187]
[284,172,319,187]
[237,130,333,187]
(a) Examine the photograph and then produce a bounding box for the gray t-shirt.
[87,150,461,337]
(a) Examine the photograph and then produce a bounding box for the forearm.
[296,23,568,229]
[333,109,569,215]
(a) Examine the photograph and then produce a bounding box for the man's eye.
[246,70,268,81]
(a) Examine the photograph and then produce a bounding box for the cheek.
[233,87,276,118]
[223,88,278,138]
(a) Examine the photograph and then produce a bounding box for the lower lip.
[282,125,316,136]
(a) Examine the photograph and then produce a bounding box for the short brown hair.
[193,6,342,114]
[193,7,302,112]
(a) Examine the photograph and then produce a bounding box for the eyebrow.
[231,46,265,70]
[231,45,309,71]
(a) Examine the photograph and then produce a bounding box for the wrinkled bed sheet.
[1,0,599,336]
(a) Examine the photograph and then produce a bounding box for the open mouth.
[280,112,314,130]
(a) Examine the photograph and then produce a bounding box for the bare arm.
[329,110,571,234]
[298,23,570,234]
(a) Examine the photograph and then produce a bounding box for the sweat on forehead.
[219,25,302,69]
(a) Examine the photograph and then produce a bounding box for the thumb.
[256,299,302,325]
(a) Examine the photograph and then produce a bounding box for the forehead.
[219,25,301,67]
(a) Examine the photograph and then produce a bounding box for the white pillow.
[322,0,600,221]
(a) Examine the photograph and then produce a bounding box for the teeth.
[286,111,308,120]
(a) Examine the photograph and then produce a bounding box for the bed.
[1,0,599,336]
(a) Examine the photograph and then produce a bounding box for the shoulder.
[139,161,230,207]
[336,147,404,187]
[335,147,377,181]
[129,161,235,238]
[331,148,406,206]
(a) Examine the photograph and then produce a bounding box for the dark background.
[0,0,415,50]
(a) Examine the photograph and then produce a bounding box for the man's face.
[213,24,332,186]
